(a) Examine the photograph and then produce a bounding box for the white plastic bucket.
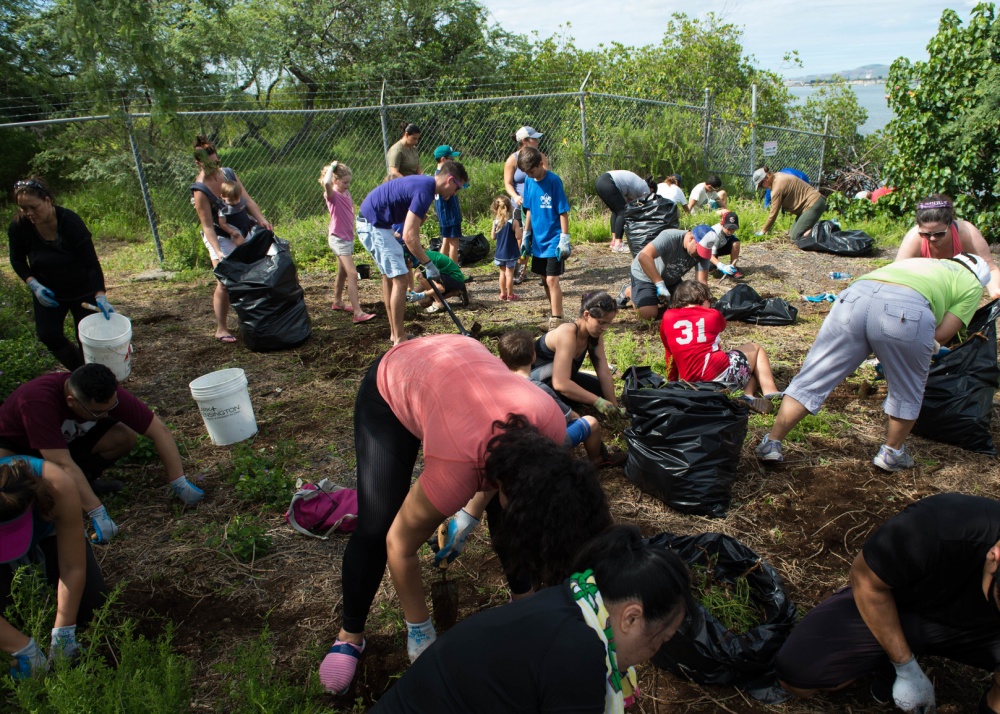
[189,368,258,446]
[79,313,133,381]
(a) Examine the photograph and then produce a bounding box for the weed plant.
[202,515,273,563]
[0,271,56,399]
[689,557,764,633]
[227,440,301,509]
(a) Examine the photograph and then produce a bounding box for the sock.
[406,618,437,662]
[318,639,365,693]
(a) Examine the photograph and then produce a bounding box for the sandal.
[215,334,238,344]
[331,303,349,312]
[353,313,376,324]
[319,639,365,694]
[595,445,628,470]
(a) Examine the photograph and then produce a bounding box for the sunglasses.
[14,179,49,195]
[448,175,469,191]
[918,229,948,240]
[72,393,119,419]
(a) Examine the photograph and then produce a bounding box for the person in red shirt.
[659,280,780,413]
[0,364,203,544]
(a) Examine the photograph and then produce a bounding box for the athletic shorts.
[438,273,465,294]
[356,218,409,279]
[531,256,564,277]
[440,225,461,239]
[696,241,736,272]
[328,236,355,257]
[631,275,679,311]
[494,259,518,269]
[713,350,751,389]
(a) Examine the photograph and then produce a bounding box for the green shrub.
[0,272,56,400]
[202,514,273,563]
[227,440,300,509]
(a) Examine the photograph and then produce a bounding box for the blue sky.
[481,1,976,77]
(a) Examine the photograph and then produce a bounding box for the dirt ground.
[89,236,999,713]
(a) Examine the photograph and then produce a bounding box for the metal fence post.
[379,79,390,175]
[702,88,712,173]
[749,84,758,189]
[579,71,591,182]
[817,114,830,184]
[123,101,164,264]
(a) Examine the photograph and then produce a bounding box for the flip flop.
[331,303,348,312]
[353,313,376,324]
[216,335,238,344]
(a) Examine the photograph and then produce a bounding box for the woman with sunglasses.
[895,194,1000,298]
[8,178,114,370]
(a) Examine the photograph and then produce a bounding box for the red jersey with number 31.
[659,305,729,381]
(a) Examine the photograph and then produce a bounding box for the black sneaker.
[616,282,631,309]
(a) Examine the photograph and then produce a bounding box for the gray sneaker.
[872,444,914,472]
[755,435,783,462]
[616,282,631,309]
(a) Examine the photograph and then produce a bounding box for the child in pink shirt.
[321,161,375,324]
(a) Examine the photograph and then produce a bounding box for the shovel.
[430,522,459,631]
[418,264,482,338]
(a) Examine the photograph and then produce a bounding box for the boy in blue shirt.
[518,146,571,332]
[433,145,463,265]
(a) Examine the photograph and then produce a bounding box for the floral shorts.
[715,350,751,389]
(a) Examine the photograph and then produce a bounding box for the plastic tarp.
[213,228,312,352]
[795,220,874,257]
[623,194,679,258]
[715,285,798,326]
[428,233,489,265]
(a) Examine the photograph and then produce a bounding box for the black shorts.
[0,418,117,466]
[774,587,1000,690]
[531,257,564,277]
[630,275,678,310]
[439,273,465,293]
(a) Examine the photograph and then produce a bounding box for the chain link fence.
[0,82,842,264]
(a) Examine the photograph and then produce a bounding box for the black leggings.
[595,172,628,240]
[539,371,603,409]
[341,358,524,634]
[0,536,108,629]
[34,296,94,370]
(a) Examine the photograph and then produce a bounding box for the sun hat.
[951,252,992,287]
[752,168,768,188]
[515,126,543,142]
[0,508,33,564]
[433,145,461,160]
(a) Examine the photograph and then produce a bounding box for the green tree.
[884,3,1000,234]
[793,79,868,174]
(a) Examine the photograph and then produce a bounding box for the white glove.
[558,232,572,260]
[655,281,670,300]
[88,505,119,544]
[9,638,46,679]
[406,618,437,662]
[49,625,81,665]
[718,263,738,276]
[893,656,936,713]
[422,261,441,280]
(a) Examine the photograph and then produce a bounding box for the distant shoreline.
[784,79,887,87]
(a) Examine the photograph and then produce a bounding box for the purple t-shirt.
[359,175,437,228]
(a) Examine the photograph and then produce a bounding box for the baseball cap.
[673,174,682,185]
[515,126,543,142]
[0,508,33,564]
[721,212,739,231]
[692,225,716,259]
[433,145,461,160]
[752,168,768,188]
[951,252,992,287]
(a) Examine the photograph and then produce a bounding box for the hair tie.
[917,199,952,211]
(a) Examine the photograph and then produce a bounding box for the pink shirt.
[326,189,355,242]
[377,335,567,516]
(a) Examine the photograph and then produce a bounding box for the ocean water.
[786,83,892,135]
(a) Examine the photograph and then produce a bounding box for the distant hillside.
[785,64,890,84]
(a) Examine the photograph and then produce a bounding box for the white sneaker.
[872,444,914,472]
[755,435,784,462]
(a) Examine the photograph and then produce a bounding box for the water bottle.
[829,272,852,280]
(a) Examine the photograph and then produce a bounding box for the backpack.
[285,478,358,539]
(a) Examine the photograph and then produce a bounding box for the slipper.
[331,303,349,312]
[353,313,376,324]
[762,392,784,400]
[740,396,774,414]
[215,335,238,344]
[319,639,365,694]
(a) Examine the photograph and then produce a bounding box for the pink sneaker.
[319,639,365,694]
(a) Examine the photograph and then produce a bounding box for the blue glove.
[754,230,765,237]
[520,231,532,259]
[27,278,58,308]
[558,232,572,260]
[718,263,738,276]
[421,260,441,280]
[88,505,119,544]
[95,295,115,319]
[49,625,81,666]
[169,475,205,505]
[708,199,719,210]
[655,281,670,301]
[9,638,45,679]
[433,509,480,566]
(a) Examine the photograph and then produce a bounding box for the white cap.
[752,168,768,188]
[951,252,992,287]
[515,126,543,142]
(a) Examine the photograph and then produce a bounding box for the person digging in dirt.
[530,291,623,416]
[0,456,108,678]
[755,253,991,471]
[369,524,692,714]
[895,194,1000,299]
[8,177,115,370]
[318,335,611,695]
[403,250,467,314]
[0,363,204,544]
[356,162,468,345]
[752,166,826,243]
[695,211,743,281]
[660,280,780,414]
[686,174,728,213]
[615,227,700,320]
[775,493,1000,714]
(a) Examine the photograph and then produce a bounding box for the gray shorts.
[785,280,936,420]
[356,218,409,278]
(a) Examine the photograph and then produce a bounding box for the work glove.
[558,232,572,260]
[95,295,115,319]
[708,199,719,210]
[421,260,441,280]
[718,263,738,276]
[433,509,480,567]
[520,231,532,258]
[405,619,437,663]
[88,505,119,544]
[49,625,81,666]
[655,281,670,303]
[754,230,765,237]
[27,278,58,308]
[9,638,46,680]
[594,397,617,415]
[893,656,936,714]
[169,475,205,505]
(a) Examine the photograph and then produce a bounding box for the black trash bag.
[647,531,798,704]
[428,233,490,266]
[912,299,1000,454]
[213,228,312,352]
[623,194,679,257]
[795,219,874,257]
[621,373,748,518]
[715,284,797,326]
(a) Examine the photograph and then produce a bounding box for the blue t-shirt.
[359,175,437,228]
[523,171,570,258]
[433,169,462,229]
